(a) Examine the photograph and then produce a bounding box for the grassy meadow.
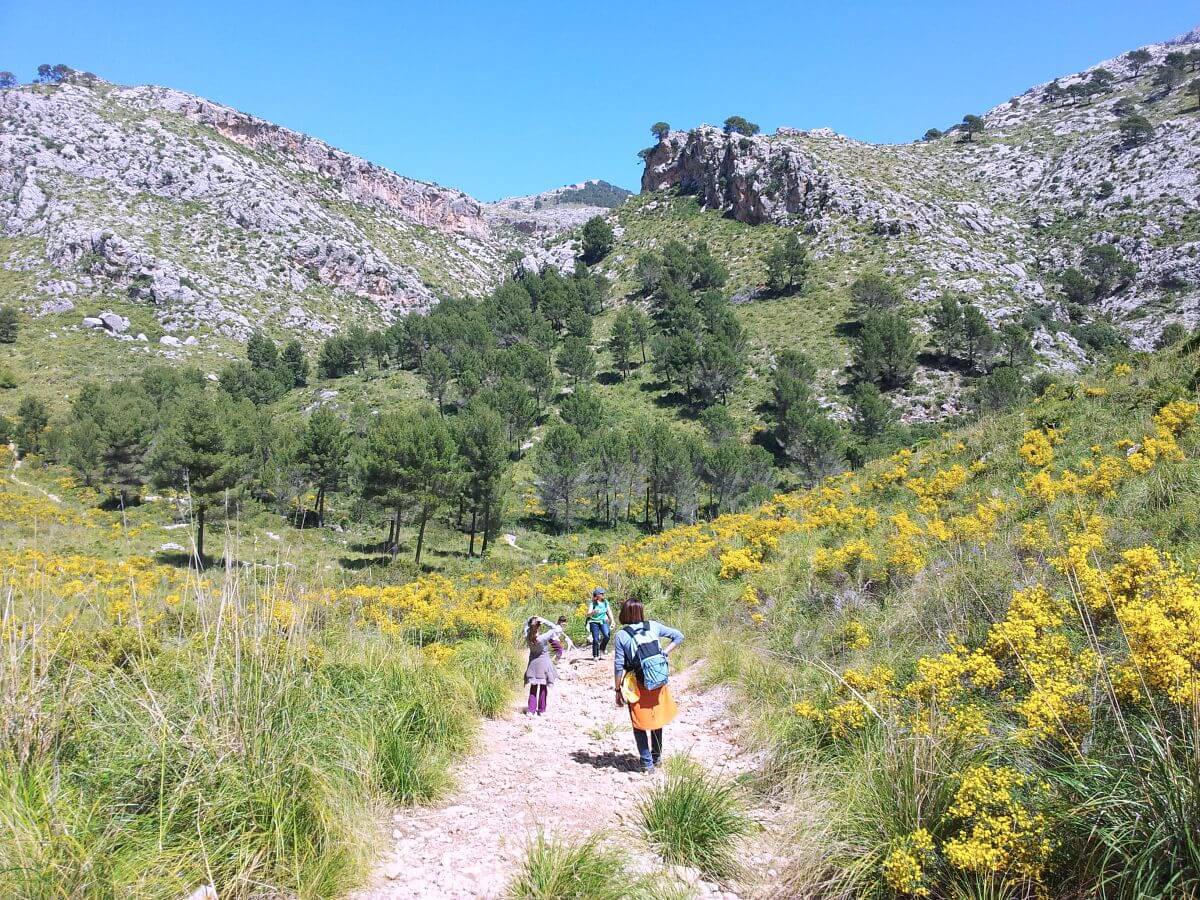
[3,335,1200,896]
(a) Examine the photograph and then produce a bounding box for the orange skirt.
[629,682,678,731]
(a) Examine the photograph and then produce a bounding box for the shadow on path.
[569,748,640,772]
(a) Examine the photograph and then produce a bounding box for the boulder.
[98,311,130,333]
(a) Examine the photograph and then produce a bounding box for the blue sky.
[2,1,1196,200]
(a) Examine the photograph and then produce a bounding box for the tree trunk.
[195,504,206,567]
[315,486,325,526]
[481,498,491,555]
[414,506,429,566]
[468,507,477,557]
[391,506,402,559]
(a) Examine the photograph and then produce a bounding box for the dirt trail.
[354,647,777,899]
[7,452,64,504]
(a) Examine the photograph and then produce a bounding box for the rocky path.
[353,648,773,899]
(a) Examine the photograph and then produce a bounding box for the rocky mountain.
[484,179,631,236]
[640,27,1200,361]
[0,76,554,339]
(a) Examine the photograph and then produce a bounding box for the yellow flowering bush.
[882,828,936,897]
[942,765,1053,883]
[1019,428,1058,468]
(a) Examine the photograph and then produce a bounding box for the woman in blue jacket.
[612,598,684,773]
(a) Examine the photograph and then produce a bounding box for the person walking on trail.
[549,615,575,662]
[586,587,615,659]
[613,598,683,773]
[524,616,565,715]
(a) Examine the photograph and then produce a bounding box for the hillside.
[0,75,593,344]
[611,28,1200,416]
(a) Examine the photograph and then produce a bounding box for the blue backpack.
[623,623,670,690]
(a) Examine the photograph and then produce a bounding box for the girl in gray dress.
[524,616,564,715]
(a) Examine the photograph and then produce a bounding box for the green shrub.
[506,832,654,900]
[638,757,752,878]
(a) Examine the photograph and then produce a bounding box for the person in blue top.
[612,598,684,773]
[585,587,616,659]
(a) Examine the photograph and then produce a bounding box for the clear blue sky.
[2,1,1196,200]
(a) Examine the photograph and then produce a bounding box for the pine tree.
[490,376,537,456]
[854,310,918,388]
[534,423,589,532]
[849,381,896,442]
[0,305,19,343]
[455,403,508,556]
[629,307,651,365]
[960,303,996,371]
[246,330,278,371]
[780,405,845,484]
[930,294,964,360]
[150,391,244,565]
[580,216,615,265]
[280,340,309,387]
[850,272,902,316]
[559,388,607,434]
[999,322,1033,368]
[607,310,635,378]
[98,383,155,507]
[296,407,349,526]
[420,349,453,410]
[764,232,807,294]
[15,396,48,456]
[557,336,596,388]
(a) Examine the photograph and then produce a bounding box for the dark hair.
[618,599,645,625]
[556,615,568,624]
[526,618,540,644]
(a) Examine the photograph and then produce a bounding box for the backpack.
[622,623,669,690]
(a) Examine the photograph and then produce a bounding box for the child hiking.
[612,598,683,773]
[523,616,565,715]
[586,587,616,659]
[549,614,575,662]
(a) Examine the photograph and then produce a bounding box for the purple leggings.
[528,684,548,714]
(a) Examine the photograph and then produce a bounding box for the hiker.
[613,598,683,773]
[586,587,615,659]
[549,614,575,662]
[524,615,564,715]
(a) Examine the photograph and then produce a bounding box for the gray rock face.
[0,79,550,338]
[641,30,1200,349]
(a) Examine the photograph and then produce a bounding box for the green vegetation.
[0,304,18,343]
[0,571,514,898]
[580,215,615,265]
[506,833,657,900]
[637,756,752,879]
[722,116,760,137]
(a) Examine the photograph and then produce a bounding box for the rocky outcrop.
[151,89,491,240]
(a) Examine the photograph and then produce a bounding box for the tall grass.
[638,756,752,879]
[0,566,510,899]
[505,832,657,900]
